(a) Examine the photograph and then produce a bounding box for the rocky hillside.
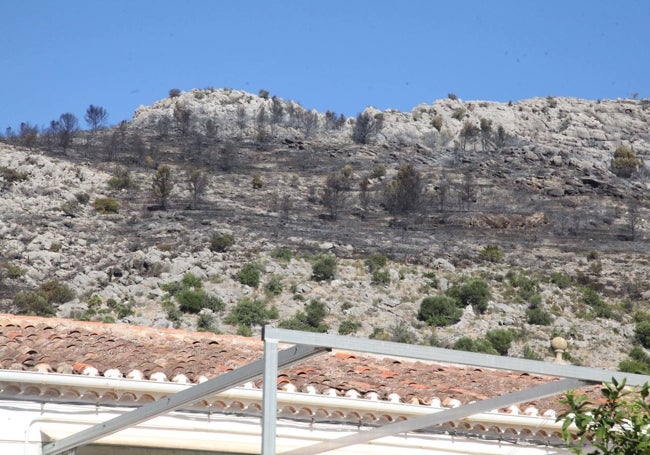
[1,89,649,371]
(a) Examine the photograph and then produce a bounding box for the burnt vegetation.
[1,92,649,266]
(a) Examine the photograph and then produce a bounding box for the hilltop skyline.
[1,0,649,131]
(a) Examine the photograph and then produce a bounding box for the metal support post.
[261,337,279,455]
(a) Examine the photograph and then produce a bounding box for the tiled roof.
[0,314,585,416]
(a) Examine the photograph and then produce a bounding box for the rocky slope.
[1,89,649,371]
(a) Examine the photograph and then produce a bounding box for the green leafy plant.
[485,329,516,356]
[550,271,572,289]
[75,192,90,204]
[452,336,497,355]
[619,346,650,375]
[237,262,261,288]
[338,319,360,335]
[559,378,650,454]
[364,253,387,273]
[451,107,466,120]
[209,232,234,252]
[583,287,613,319]
[224,298,278,330]
[446,277,491,314]
[418,295,463,327]
[371,269,391,285]
[311,254,337,281]
[279,299,329,333]
[271,247,292,262]
[13,291,55,317]
[108,167,134,190]
[479,245,503,263]
[161,273,224,314]
[635,321,650,349]
[264,275,284,296]
[611,145,643,178]
[39,280,75,304]
[92,197,119,214]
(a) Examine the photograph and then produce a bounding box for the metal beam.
[43,344,325,455]
[264,327,650,387]
[280,378,587,455]
[262,338,279,455]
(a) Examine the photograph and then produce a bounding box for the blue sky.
[2,0,648,131]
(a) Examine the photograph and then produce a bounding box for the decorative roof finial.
[550,337,569,364]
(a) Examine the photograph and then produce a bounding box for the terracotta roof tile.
[0,313,600,415]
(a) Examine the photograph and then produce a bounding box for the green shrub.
[452,336,497,355]
[75,192,90,204]
[369,327,390,341]
[270,247,292,262]
[0,166,28,185]
[618,346,650,374]
[635,321,650,349]
[364,253,387,273]
[197,312,216,332]
[451,107,466,120]
[508,273,539,302]
[209,232,234,252]
[14,291,55,316]
[431,115,443,131]
[39,280,75,303]
[418,295,463,327]
[92,197,119,214]
[176,289,207,313]
[389,320,416,344]
[480,245,503,263]
[252,175,263,189]
[180,272,202,289]
[370,164,386,179]
[446,278,491,314]
[526,306,552,325]
[583,287,613,318]
[550,271,572,289]
[485,329,516,355]
[237,262,261,288]
[311,254,337,281]
[522,345,542,360]
[338,319,360,335]
[108,167,133,190]
[225,298,277,328]
[2,262,24,279]
[279,299,329,333]
[611,145,643,178]
[60,200,80,217]
[264,275,283,296]
[371,269,391,285]
[422,271,438,289]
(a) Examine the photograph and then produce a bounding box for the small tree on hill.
[611,145,643,178]
[55,113,78,153]
[187,168,207,209]
[85,105,109,131]
[459,121,480,151]
[18,122,39,149]
[383,163,424,215]
[321,173,349,220]
[151,165,174,210]
[352,111,383,144]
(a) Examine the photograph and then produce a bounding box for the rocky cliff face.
[1,89,649,370]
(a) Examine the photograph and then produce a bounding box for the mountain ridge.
[1,88,649,372]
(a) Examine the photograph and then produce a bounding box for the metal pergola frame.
[42,326,650,455]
